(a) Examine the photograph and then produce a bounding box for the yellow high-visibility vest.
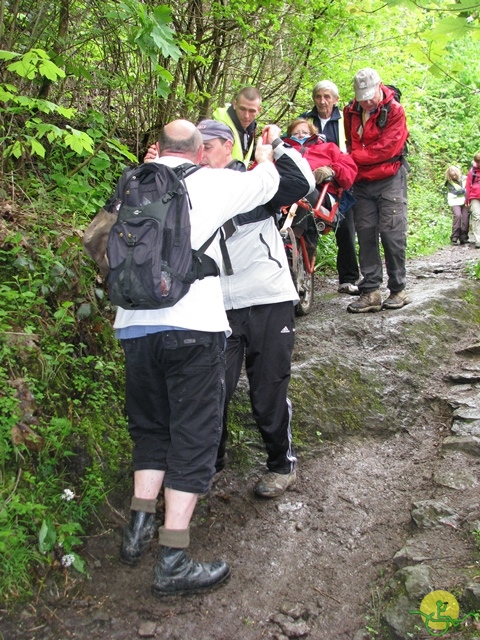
[212,105,254,167]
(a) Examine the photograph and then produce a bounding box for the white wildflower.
[61,488,75,502]
[61,554,75,568]
[467,15,474,22]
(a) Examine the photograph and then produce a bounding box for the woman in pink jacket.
[283,118,357,194]
[466,152,480,248]
[283,118,359,293]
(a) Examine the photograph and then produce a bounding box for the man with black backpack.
[343,68,410,313]
[110,119,280,597]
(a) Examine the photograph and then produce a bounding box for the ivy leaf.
[56,105,76,118]
[7,141,23,159]
[155,81,172,98]
[33,123,62,138]
[155,65,174,82]
[72,553,86,574]
[179,39,196,54]
[64,129,94,155]
[7,59,37,80]
[76,303,92,319]
[0,88,16,102]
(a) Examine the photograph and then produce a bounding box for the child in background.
[466,153,480,249]
[444,166,468,245]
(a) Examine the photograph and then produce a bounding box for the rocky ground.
[2,243,480,640]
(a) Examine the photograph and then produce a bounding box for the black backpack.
[106,162,220,310]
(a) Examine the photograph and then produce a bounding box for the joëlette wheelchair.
[279,178,343,316]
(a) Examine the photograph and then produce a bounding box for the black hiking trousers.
[218,301,297,474]
[353,167,408,294]
[122,330,226,494]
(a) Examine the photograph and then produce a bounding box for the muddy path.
[3,243,480,640]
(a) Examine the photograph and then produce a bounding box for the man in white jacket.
[197,119,315,498]
[113,119,280,597]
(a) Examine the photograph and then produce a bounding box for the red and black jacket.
[343,84,409,183]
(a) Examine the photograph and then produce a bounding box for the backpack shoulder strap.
[189,228,233,281]
[173,162,201,180]
[167,163,233,280]
[377,100,392,128]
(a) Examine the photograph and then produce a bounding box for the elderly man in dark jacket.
[299,79,360,296]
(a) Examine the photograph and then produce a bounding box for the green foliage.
[315,232,338,275]
[0,48,138,217]
[105,0,182,98]
[0,205,131,604]
[0,49,90,161]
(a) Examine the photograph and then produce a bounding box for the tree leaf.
[0,50,18,61]
[38,60,66,81]
[30,138,46,158]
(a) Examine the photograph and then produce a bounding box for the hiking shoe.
[152,547,230,597]
[120,511,157,565]
[347,290,382,314]
[254,470,297,498]
[382,289,410,310]
[338,283,360,295]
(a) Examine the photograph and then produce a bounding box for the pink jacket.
[283,135,357,193]
[465,164,480,204]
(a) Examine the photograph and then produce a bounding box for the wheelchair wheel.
[295,246,314,317]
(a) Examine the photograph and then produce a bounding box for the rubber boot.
[151,546,230,597]
[120,498,157,565]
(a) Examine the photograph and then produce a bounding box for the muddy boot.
[151,527,230,597]
[120,497,157,566]
[382,289,410,310]
[347,290,382,313]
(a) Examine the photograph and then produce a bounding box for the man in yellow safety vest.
[213,86,262,167]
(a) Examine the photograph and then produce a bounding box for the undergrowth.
[0,191,131,604]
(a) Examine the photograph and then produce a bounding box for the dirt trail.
[3,243,480,640]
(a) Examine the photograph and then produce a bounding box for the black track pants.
[219,301,297,474]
